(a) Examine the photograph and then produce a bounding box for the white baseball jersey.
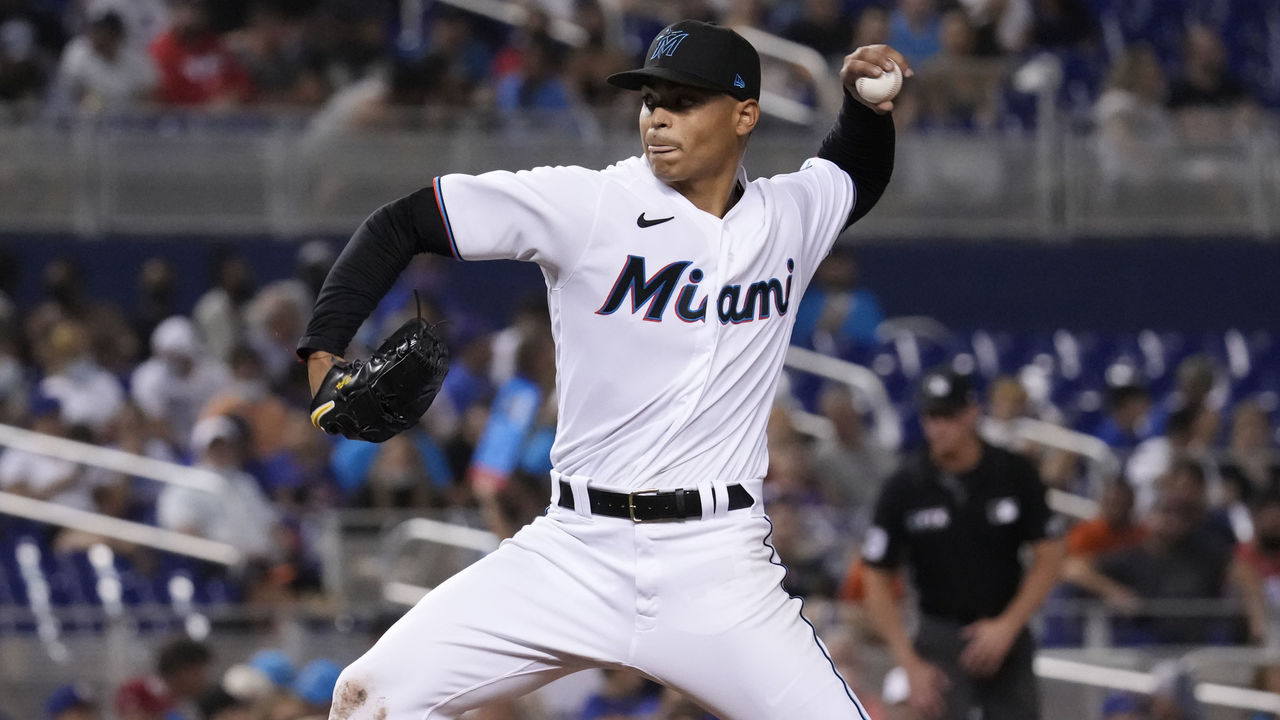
[435,155,854,491]
[331,156,871,720]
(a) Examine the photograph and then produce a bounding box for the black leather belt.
[556,480,753,522]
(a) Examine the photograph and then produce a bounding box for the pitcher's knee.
[328,664,386,720]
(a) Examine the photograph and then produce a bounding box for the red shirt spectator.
[148,1,250,106]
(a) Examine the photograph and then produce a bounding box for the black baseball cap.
[918,367,978,416]
[607,20,761,102]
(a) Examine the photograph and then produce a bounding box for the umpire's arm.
[817,44,912,229]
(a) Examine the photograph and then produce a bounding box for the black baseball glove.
[309,318,449,443]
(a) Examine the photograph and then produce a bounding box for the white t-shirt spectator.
[39,361,125,433]
[130,358,231,446]
[0,448,91,511]
[156,465,277,560]
[55,34,156,111]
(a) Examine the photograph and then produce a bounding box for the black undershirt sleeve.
[816,90,896,229]
[296,185,453,359]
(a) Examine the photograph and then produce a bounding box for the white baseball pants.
[329,479,869,720]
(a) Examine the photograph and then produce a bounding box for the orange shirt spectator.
[1067,479,1147,558]
[1067,515,1147,557]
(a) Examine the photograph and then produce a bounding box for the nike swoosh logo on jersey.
[636,213,674,228]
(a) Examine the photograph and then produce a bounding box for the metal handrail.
[0,423,224,494]
[784,345,904,450]
[0,423,240,565]
[380,516,499,605]
[0,492,242,566]
[1035,653,1280,714]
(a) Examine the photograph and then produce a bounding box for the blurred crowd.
[0,0,1273,134]
[0,239,1277,718]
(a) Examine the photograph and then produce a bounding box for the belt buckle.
[627,489,661,522]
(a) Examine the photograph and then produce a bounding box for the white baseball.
[854,59,903,104]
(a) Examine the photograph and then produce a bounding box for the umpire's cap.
[918,367,978,416]
[607,20,761,101]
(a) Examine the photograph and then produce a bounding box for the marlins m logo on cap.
[608,20,761,102]
[650,31,690,60]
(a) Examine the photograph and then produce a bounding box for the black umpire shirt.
[862,442,1056,624]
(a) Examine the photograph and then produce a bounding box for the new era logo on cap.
[650,31,690,60]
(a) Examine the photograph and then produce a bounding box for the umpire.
[862,367,1065,720]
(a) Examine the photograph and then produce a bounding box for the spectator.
[149,0,252,107]
[1167,23,1254,140]
[1149,354,1225,434]
[888,0,943,65]
[564,0,631,108]
[291,239,337,304]
[955,0,1032,55]
[133,257,179,355]
[1219,401,1280,505]
[979,375,1036,457]
[195,688,249,720]
[45,683,99,720]
[490,294,551,386]
[156,414,280,561]
[768,494,839,599]
[201,345,291,461]
[0,12,49,109]
[86,0,170,53]
[247,648,297,691]
[291,659,342,718]
[790,251,883,358]
[52,9,156,113]
[1067,479,1147,561]
[225,0,327,107]
[1094,363,1153,452]
[193,250,255,362]
[339,430,451,509]
[243,279,310,386]
[781,0,852,61]
[579,669,661,720]
[306,52,451,142]
[909,8,1004,131]
[0,330,27,426]
[26,258,137,375]
[810,384,897,524]
[495,33,581,135]
[1059,479,1147,608]
[130,315,232,448]
[440,324,494,423]
[422,8,491,104]
[1235,490,1280,617]
[115,637,213,720]
[853,6,891,48]
[1095,43,1177,188]
[1028,0,1096,51]
[1089,489,1265,645]
[471,329,558,539]
[1046,477,1147,645]
[490,6,553,80]
[37,319,126,436]
[1127,407,1214,517]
